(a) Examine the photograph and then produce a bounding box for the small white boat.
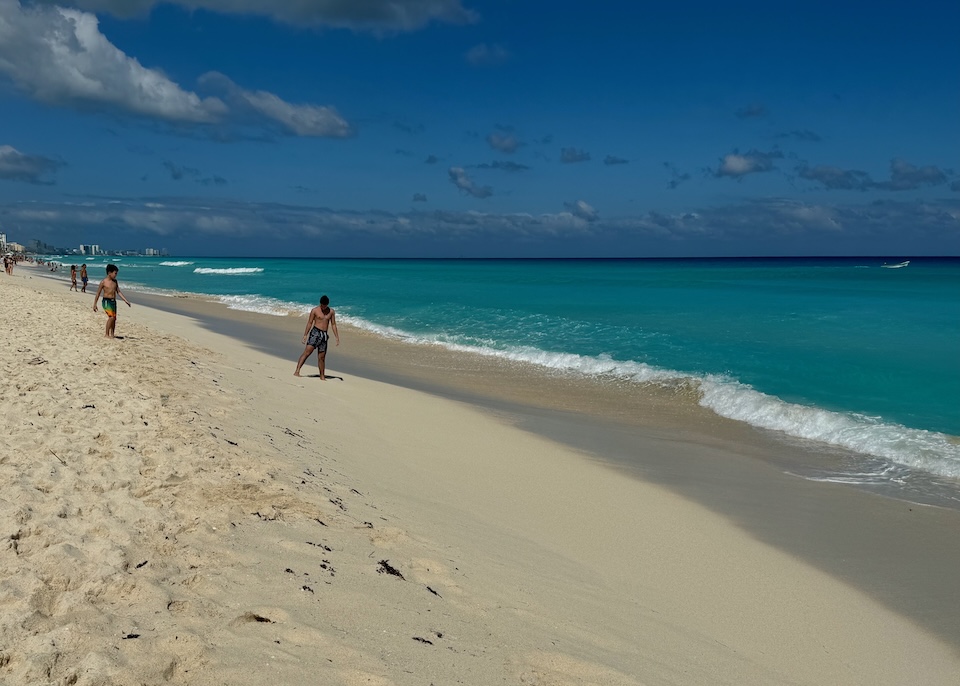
[881,260,910,269]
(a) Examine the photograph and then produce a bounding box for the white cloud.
[720,155,758,176]
[715,149,783,178]
[0,144,63,183]
[449,166,492,198]
[35,0,478,31]
[0,3,351,136]
[487,130,520,153]
[560,147,590,164]
[797,158,950,192]
[198,72,353,137]
[0,0,226,123]
[237,89,352,137]
[4,197,959,254]
[564,200,598,222]
[466,43,509,66]
[882,158,948,191]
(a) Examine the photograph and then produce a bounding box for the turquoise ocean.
[53,256,960,502]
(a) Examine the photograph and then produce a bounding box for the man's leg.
[317,351,326,380]
[294,346,315,376]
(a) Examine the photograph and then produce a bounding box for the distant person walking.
[93,264,131,338]
[294,295,340,380]
[69,265,79,292]
[80,264,89,293]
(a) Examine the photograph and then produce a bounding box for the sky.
[0,0,958,257]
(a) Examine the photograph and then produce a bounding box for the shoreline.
[65,261,960,498]
[123,281,960,503]
[79,270,960,648]
[6,265,960,684]
[41,259,960,489]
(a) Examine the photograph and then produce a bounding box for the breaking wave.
[193,267,264,275]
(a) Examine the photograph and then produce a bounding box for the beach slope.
[1,269,957,685]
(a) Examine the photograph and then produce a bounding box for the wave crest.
[697,379,960,478]
[193,267,264,275]
[216,294,309,316]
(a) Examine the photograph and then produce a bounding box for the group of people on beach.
[69,264,90,293]
[77,262,340,377]
[3,254,17,275]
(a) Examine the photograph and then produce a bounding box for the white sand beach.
[2,266,958,685]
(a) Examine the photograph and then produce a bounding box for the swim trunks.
[307,326,328,352]
[102,298,117,318]
[82,277,88,285]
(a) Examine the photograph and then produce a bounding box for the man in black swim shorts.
[294,295,340,380]
[307,326,328,352]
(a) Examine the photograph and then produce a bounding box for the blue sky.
[0,0,957,257]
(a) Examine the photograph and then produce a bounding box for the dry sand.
[2,266,958,685]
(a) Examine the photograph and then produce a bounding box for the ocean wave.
[123,284,183,297]
[193,267,264,275]
[344,314,960,480]
[123,284,307,316]
[697,379,960,479]
[342,315,676,382]
[216,294,310,316]
[160,261,194,267]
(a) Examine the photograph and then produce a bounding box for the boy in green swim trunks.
[93,264,131,338]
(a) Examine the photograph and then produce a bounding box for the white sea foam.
[216,294,309,316]
[124,284,182,297]
[123,283,307,316]
[343,314,960,480]
[344,315,685,383]
[338,316,415,340]
[697,377,960,478]
[193,267,264,275]
[159,261,194,266]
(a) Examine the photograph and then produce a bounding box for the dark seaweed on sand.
[377,560,404,580]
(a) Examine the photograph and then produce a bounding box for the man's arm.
[92,281,104,311]
[302,310,316,341]
[330,311,340,346]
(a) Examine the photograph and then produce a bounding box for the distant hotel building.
[79,244,101,256]
[0,232,6,252]
[144,248,160,256]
